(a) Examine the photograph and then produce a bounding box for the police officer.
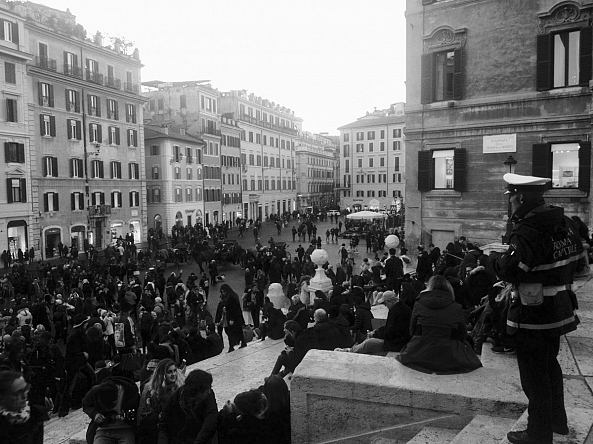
[489,173,582,444]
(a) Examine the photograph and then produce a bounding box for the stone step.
[405,426,458,444]
[479,342,518,373]
[448,415,516,444]
[369,437,400,444]
[500,407,593,444]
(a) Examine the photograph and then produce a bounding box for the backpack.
[114,315,134,349]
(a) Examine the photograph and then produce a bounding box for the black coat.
[158,387,218,444]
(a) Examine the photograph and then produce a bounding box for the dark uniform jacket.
[490,205,582,336]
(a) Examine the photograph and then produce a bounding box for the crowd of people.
[0,182,586,444]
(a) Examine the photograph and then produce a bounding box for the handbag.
[243,325,254,343]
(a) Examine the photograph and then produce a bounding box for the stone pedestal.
[308,248,333,301]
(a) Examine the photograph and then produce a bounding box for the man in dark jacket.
[82,376,139,444]
[311,309,342,350]
[286,294,310,330]
[56,313,96,417]
[158,369,217,444]
[489,173,582,444]
[384,248,404,293]
[338,291,411,355]
[416,245,433,283]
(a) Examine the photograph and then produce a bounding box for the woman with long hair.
[137,358,185,444]
[397,275,482,373]
[260,375,291,444]
[220,284,246,352]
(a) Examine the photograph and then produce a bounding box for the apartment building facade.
[0,1,146,259]
[144,126,206,235]
[338,106,405,212]
[220,114,243,225]
[143,82,224,225]
[295,132,336,211]
[0,6,31,259]
[405,0,593,249]
[219,90,300,221]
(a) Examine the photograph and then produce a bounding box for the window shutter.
[418,151,431,191]
[48,84,54,107]
[578,141,591,194]
[38,82,43,105]
[71,193,75,210]
[128,163,132,179]
[3,142,8,163]
[67,119,72,139]
[532,143,551,177]
[420,54,433,104]
[75,91,80,113]
[53,193,59,211]
[6,178,12,203]
[39,114,45,136]
[453,148,467,191]
[111,192,115,207]
[42,157,47,177]
[110,162,115,179]
[100,193,105,205]
[119,192,122,207]
[580,26,592,86]
[65,89,70,111]
[76,121,82,140]
[133,130,138,146]
[12,23,18,45]
[453,49,463,100]
[44,193,48,212]
[52,157,58,177]
[18,144,24,163]
[97,124,102,143]
[69,158,73,177]
[79,193,84,210]
[536,34,552,91]
[129,192,133,207]
[87,94,92,114]
[96,98,101,117]
[116,127,120,145]
[0,20,4,40]
[99,161,104,178]
[92,194,96,206]
[20,179,25,202]
[50,116,56,136]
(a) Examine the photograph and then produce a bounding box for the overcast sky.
[38,0,407,135]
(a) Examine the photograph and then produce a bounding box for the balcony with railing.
[63,63,83,78]
[105,76,121,90]
[88,204,111,217]
[239,113,298,136]
[186,155,193,164]
[200,124,222,137]
[36,56,57,71]
[124,82,139,93]
[86,69,103,85]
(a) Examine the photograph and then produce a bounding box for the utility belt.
[514,283,571,306]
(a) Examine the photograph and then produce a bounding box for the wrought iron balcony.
[86,69,103,85]
[105,76,121,90]
[63,64,82,78]
[88,204,111,217]
[36,56,57,71]
[200,125,221,136]
[124,82,139,93]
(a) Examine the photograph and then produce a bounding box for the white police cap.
[503,173,551,194]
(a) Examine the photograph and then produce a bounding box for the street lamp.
[502,155,517,244]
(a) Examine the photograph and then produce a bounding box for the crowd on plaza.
[0,182,587,444]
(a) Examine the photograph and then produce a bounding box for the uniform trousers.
[515,332,567,442]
